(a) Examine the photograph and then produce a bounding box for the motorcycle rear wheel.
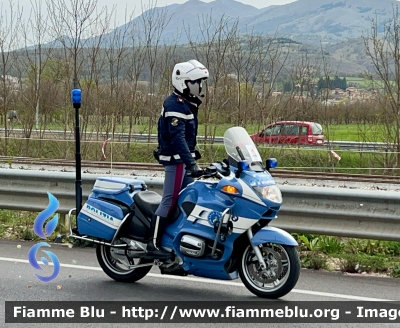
[96,243,153,282]
[239,243,300,299]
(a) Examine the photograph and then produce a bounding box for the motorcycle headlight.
[253,185,282,203]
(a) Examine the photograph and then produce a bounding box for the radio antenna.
[110,115,114,176]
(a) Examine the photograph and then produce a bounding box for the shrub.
[317,236,344,255]
[21,228,37,241]
[338,254,360,273]
[391,264,400,278]
[300,251,328,270]
[338,254,388,273]
[298,235,321,251]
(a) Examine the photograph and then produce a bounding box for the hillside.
[21,0,400,77]
[86,0,396,74]
[117,0,399,44]
[54,0,396,47]
[245,0,397,43]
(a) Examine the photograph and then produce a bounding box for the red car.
[250,121,324,145]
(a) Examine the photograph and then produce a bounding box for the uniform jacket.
[156,91,202,167]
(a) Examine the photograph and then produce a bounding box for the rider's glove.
[153,149,159,161]
[186,163,204,178]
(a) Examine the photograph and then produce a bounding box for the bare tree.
[246,34,287,131]
[125,22,147,142]
[139,1,172,143]
[185,13,237,151]
[16,0,58,141]
[47,0,112,156]
[101,7,132,139]
[47,0,108,82]
[0,1,22,155]
[363,6,400,169]
[227,29,265,126]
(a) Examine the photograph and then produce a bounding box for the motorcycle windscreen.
[223,126,263,169]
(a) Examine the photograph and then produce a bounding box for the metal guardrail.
[1,128,397,151]
[1,168,400,241]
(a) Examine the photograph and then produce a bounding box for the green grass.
[324,124,361,141]
[133,123,394,143]
[0,209,63,241]
[346,77,395,89]
[346,77,373,89]
[312,76,389,90]
[322,124,392,142]
[293,233,400,276]
[7,119,396,143]
[208,123,393,142]
[129,123,393,142]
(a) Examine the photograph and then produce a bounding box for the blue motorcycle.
[68,126,300,299]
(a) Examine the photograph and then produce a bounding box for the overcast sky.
[91,0,298,22]
[3,0,298,25]
[0,0,297,49]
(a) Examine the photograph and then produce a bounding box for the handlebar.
[186,162,229,180]
[199,170,218,179]
[185,166,218,179]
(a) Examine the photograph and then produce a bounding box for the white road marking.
[0,257,395,302]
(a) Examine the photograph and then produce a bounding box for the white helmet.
[172,59,209,96]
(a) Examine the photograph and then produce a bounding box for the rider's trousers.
[155,163,194,218]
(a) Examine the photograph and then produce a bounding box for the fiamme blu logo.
[28,192,61,282]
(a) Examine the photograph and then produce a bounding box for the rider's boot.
[145,215,171,259]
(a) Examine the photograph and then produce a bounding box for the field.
[151,123,390,142]
[5,119,393,143]
[2,120,399,174]
[322,124,391,142]
[125,123,393,142]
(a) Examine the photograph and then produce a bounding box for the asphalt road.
[0,239,399,328]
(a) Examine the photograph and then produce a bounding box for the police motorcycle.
[68,126,300,299]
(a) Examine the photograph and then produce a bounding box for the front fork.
[246,228,267,270]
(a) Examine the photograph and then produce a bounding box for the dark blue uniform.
[156,91,201,168]
[154,91,202,218]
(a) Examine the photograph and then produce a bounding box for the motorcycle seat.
[133,191,162,218]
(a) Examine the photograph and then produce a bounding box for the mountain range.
[107,0,399,44]
[32,0,400,76]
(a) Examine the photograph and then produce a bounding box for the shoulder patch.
[171,118,179,126]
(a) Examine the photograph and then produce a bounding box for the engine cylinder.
[180,235,206,257]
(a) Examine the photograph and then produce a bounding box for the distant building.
[1,75,20,92]
[346,87,357,93]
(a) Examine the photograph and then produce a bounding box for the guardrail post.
[63,213,70,234]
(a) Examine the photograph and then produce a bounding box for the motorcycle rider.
[146,59,209,258]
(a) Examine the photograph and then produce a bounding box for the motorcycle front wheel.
[96,242,153,282]
[239,243,300,299]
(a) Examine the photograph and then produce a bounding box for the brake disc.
[247,245,284,284]
[261,246,283,282]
